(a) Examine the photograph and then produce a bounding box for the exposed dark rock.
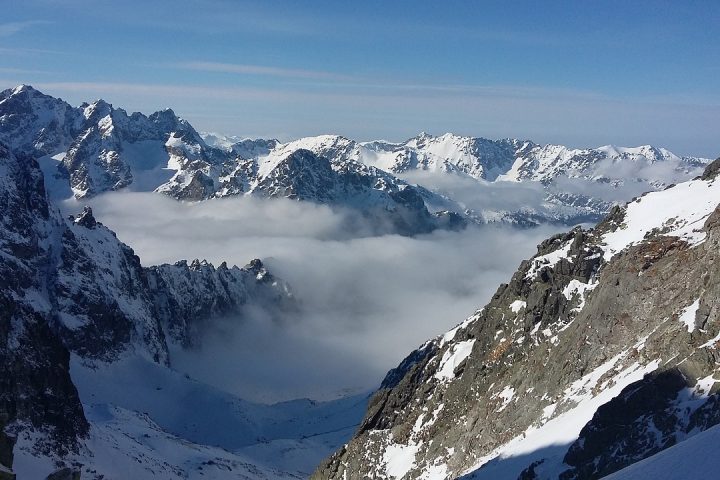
[0,143,89,471]
[519,460,545,480]
[702,157,720,180]
[560,368,697,479]
[0,469,15,480]
[313,176,720,479]
[161,170,216,201]
[46,467,81,480]
[73,206,96,229]
[146,256,293,348]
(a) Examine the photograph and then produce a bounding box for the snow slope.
[12,403,301,480]
[601,423,720,480]
[66,356,369,478]
[601,177,720,260]
[8,352,369,479]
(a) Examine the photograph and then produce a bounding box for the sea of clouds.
[69,192,560,402]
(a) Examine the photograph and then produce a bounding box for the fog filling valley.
[70,192,561,402]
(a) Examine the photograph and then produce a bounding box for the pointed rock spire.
[73,206,97,229]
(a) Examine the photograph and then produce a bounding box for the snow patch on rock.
[602,178,720,260]
[678,299,701,333]
[435,339,476,381]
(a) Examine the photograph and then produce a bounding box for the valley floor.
[12,355,369,479]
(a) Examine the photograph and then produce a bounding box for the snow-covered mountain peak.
[200,131,245,150]
[2,83,47,101]
[277,134,362,162]
[145,107,190,137]
[594,144,670,163]
[360,132,524,180]
[12,83,31,94]
[1,83,54,107]
[411,130,435,142]
[82,99,113,120]
[8,83,39,97]
[0,84,83,157]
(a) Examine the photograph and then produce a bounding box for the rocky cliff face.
[0,144,88,475]
[313,159,720,480]
[0,142,294,477]
[146,258,294,347]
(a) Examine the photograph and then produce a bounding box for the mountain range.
[1,85,711,235]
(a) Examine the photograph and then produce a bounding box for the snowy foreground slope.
[0,142,367,479]
[602,423,720,480]
[313,158,720,479]
[1,85,710,234]
[12,356,368,479]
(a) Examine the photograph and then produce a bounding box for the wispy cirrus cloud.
[0,46,66,56]
[28,81,288,101]
[23,79,607,107]
[0,20,51,37]
[174,61,354,81]
[0,67,53,75]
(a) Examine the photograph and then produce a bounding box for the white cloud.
[0,67,52,75]
[70,192,559,402]
[0,20,51,37]
[402,170,549,214]
[175,61,353,81]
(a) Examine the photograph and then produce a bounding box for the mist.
[402,170,549,214]
[402,157,707,217]
[70,192,560,402]
[552,155,707,203]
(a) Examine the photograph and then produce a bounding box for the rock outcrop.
[313,159,720,479]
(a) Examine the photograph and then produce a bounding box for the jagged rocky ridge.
[0,85,457,236]
[1,85,711,235]
[313,158,720,479]
[0,142,294,477]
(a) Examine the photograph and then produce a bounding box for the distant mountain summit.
[361,132,706,184]
[0,86,456,235]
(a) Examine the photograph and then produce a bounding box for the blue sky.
[1,0,718,156]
